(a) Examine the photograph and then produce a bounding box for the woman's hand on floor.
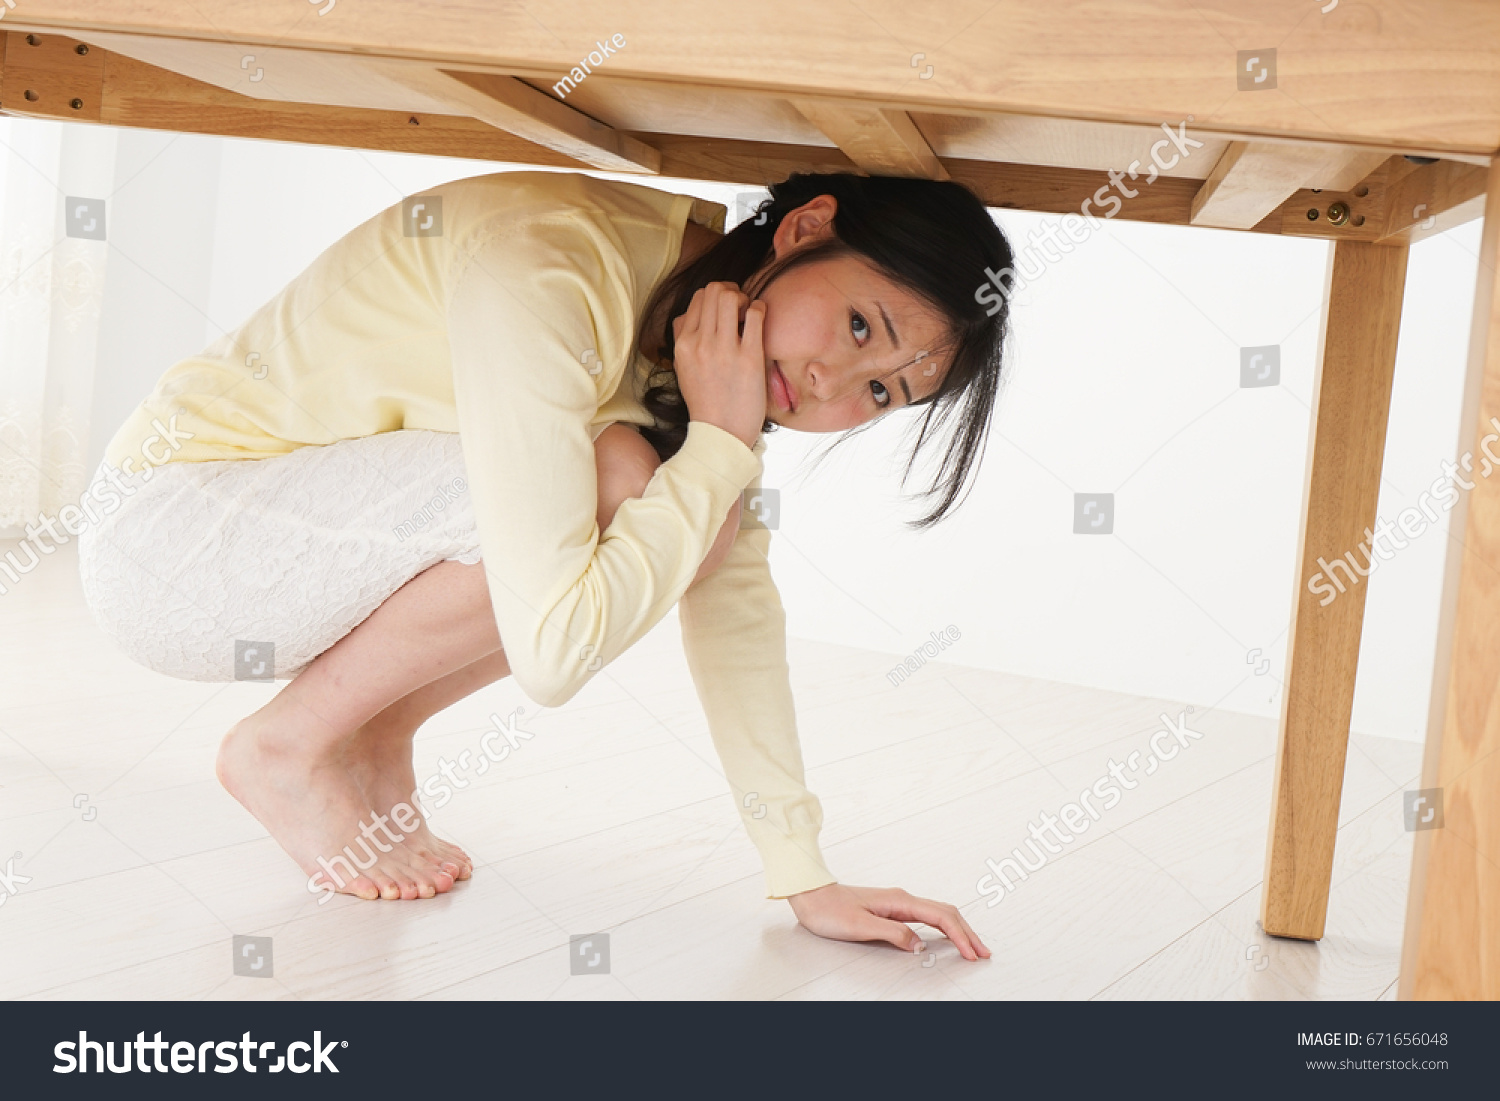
[786,883,990,961]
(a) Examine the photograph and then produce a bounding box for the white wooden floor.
[0,538,1419,1000]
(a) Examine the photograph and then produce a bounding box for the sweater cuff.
[758,830,838,899]
[670,420,762,503]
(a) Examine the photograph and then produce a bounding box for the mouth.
[770,361,798,414]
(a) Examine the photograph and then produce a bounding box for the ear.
[771,194,838,258]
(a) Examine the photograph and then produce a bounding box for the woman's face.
[752,195,953,433]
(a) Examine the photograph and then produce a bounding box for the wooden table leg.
[1400,160,1500,999]
[1261,237,1411,940]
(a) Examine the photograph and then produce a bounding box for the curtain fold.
[0,117,117,529]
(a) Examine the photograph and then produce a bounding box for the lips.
[771,361,798,413]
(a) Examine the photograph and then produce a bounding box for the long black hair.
[636,172,1015,530]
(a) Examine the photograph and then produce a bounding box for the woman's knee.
[593,423,661,530]
[593,423,738,584]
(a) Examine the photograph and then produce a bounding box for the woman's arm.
[677,455,837,899]
[444,221,762,709]
[679,453,989,961]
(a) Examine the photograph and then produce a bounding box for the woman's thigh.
[78,429,482,683]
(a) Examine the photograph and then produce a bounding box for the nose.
[806,350,879,406]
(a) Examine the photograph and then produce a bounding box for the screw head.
[75,44,90,55]
[69,98,84,110]
[1326,201,1350,226]
[1306,208,1320,221]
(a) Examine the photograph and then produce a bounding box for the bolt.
[75,44,90,55]
[69,98,84,110]
[1306,208,1320,221]
[1326,201,1350,226]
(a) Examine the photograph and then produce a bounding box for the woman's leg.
[218,424,739,902]
[339,649,513,878]
[334,424,745,882]
[216,558,502,901]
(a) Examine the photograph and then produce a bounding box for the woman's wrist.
[690,414,758,452]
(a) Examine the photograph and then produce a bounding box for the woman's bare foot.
[216,711,458,901]
[342,734,474,881]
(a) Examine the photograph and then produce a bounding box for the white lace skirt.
[77,429,484,682]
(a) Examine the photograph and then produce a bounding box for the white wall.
[87,129,221,475]
[764,213,1480,744]
[64,127,1482,743]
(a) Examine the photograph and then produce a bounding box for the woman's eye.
[870,379,891,407]
[850,309,871,343]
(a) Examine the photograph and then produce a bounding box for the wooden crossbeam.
[1377,158,1489,243]
[1192,141,1390,230]
[390,66,660,174]
[0,28,104,121]
[0,33,588,168]
[4,29,660,174]
[788,100,948,180]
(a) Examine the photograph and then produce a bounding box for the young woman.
[77,167,1014,962]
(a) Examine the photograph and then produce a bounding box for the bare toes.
[369,872,402,901]
[347,875,382,901]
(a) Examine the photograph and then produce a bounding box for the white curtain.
[0,117,117,529]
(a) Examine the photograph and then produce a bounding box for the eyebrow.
[875,302,918,406]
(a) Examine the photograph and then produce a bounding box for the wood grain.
[1400,157,1500,1000]
[5,1,1500,153]
[1261,238,1410,940]
[789,101,948,180]
[1192,141,1388,230]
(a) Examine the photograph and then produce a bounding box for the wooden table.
[3,2,1495,999]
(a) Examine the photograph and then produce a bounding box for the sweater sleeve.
[678,452,838,899]
[445,220,761,709]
